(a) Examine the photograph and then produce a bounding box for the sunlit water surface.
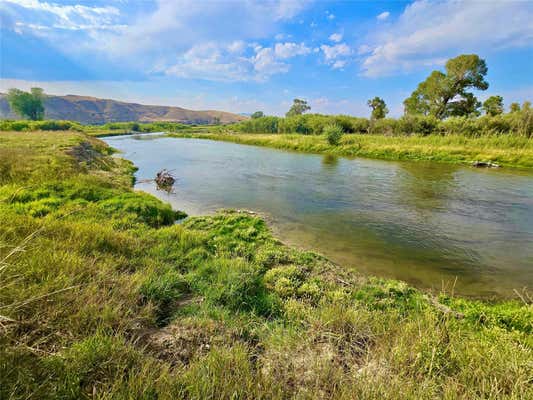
[103,134,533,298]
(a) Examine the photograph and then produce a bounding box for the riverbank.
[169,131,533,168]
[1,130,532,399]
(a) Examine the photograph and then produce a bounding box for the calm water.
[104,134,533,298]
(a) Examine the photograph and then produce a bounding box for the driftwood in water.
[155,169,176,192]
[472,161,500,168]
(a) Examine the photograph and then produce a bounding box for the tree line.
[242,54,531,139]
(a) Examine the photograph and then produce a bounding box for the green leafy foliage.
[6,87,45,120]
[483,95,504,116]
[367,96,388,120]
[324,123,344,145]
[286,98,311,117]
[404,54,488,119]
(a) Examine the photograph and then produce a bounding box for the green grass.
[1,130,532,399]
[169,131,533,168]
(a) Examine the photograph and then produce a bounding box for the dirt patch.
[137,314,248,366]
[259,329,373,397]
[66,141,109,169]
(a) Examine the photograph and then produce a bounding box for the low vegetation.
[0,119,191,135]
[170,131,533,168]
[1,130,532,399]
[233,109,532,138]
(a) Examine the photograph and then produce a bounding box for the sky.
[1,0,532,117]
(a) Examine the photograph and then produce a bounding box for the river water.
[103,134,533,298]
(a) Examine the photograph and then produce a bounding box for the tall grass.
[1,130,532,399]
[169,131,533,168]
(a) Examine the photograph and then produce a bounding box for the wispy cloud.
[376,11,390,21]
[1,0,314,82]
[2,0,120,31]
[321,43,352,69]
[329,32,343,43]
[361,0,533,77]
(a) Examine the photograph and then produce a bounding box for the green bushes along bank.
[234,110,532,138]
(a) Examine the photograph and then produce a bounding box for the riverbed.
[103,134,533,298]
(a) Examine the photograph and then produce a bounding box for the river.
[103,134,533,298]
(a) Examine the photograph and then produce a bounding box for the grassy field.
[1,130,532,399]
[168,131,533,169]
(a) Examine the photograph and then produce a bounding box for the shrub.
[396,115,439,136]
[370,118,397,135]
[324,123,344,145]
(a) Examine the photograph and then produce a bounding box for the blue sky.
[1,0,532,116]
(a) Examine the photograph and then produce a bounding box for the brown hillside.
[0,93,247,124]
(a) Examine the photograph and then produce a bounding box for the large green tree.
[403,54,488,119]
[482,95,504,116]
[367,97,388,120]
[251,111,264,119]
[286,99,310,117]
[6,88,45,120]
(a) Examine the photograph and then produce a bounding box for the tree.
[367,97,388,119]
[403,54,488,119]
[251,111,264,119]
[509,102,521,113]
[286,99,310,117]
[6,88,45,120]
[482,95,504,116]
[447,92,481,117]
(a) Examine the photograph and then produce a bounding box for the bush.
[396,115,439,136]
[32,120,83,131]
[324,123,344,145]
[370,118,397,135]
[0,120,31,131]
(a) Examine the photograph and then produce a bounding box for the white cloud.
[361,0,533,77]
[329,32,343,42]
[376,11,390,21]
[274,42,311,58]
[3,0,120,31]
[159,40,311,82]
[326,11,335,20]
[2,0,314,82]
[320,43,352,69]
[162,43,254,82]
[331,60,346,69]
[321,43,351,59]
[252,47,290,77]
[228,40,246,54]
[274,0,311,20]
[357,44,372,55]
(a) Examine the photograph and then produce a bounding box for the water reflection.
[322,154,339,170]
[103,135,533,298]
[395,162,458,211]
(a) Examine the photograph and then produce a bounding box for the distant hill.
[0,93,247,125]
